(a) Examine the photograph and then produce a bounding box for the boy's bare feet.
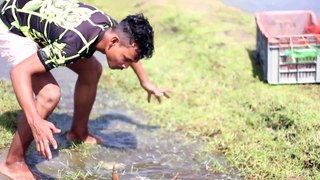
[66,132,102,144]
[0,161,37,180]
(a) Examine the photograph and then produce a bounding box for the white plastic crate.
[255,10,320,84]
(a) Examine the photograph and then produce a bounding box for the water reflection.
[21,110,222,179]
[0,88,231,179]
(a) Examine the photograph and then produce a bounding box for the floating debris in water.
[173,172,180,180]
[112,163,119,180]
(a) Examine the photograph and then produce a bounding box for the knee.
[37,84,61,108]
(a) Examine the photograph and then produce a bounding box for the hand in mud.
[142,82,170,103]
[30,119,61,160]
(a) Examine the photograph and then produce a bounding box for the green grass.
[57,143,105,180]
[1,0,320,179]
[0,80,19,148]
[85,0,320,179]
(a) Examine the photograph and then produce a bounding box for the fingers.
[156,95,162,104]
[50,123,61,134]
[36,138,53,159]
[156,89,170,97]
[147,92,152,103]
[163,92,170,99]
[36,123,59,159]
[155,91,170,103]
[49,136,58,149]
[38,141,45,157]
[48,123,59,149]
[148,90,171,103]
[44,139,52,160]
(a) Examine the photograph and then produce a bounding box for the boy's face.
[105,42,138,70]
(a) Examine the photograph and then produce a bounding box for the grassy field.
[1,0,320,179]
[92,0,320,179]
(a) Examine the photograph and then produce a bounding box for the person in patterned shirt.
[0,0,170,178]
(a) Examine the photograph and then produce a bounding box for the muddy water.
[224,0,320,17]
[0,52,239,179]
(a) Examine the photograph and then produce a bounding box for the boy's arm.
[10,53,60,160]
[130,61,170,103]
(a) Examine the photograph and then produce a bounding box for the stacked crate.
[255,10,320,84]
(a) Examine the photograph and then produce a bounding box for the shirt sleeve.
[37,33,98,71]
[35,9,114,71]
[37,41,79,70]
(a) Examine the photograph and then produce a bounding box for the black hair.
[115,13,154,60]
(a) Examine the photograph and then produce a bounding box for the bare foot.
[66,132,102,144]
[0,161,38,180]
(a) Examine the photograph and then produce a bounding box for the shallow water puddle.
[0,53,239,179]
[23,87,234,179]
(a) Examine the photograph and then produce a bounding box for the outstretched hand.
[142,82,170,103]
[30,119,61,160]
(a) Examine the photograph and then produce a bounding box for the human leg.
[66,56,102,144]
[0,72,61,179]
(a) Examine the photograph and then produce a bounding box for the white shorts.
[0,19,38,67]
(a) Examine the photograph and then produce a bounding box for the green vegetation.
[92,0,320,179]
[1,0,320,179]
[57,143,104,179]
[0,80,19,148]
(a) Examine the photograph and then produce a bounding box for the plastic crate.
[255,10,320,84]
